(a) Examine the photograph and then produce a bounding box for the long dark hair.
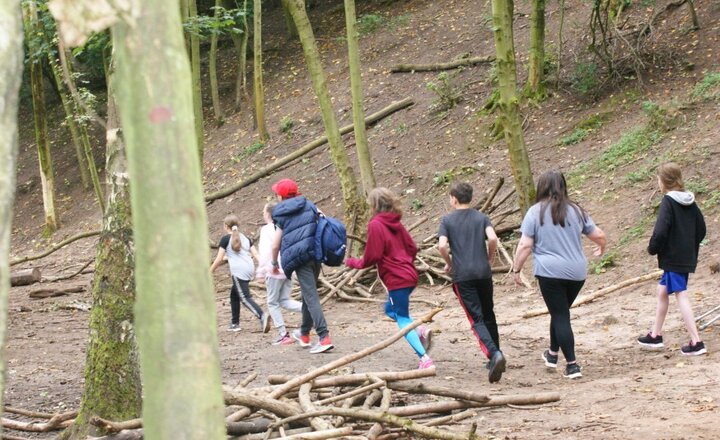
[535,170,587,227]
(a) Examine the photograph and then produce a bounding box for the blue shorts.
[659,271,689,294]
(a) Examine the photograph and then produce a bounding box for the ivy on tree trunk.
[490,0,535,214]
[0,3,23,431]
[111,0,226,437]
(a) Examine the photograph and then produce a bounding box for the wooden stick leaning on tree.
[523,270,663,318]
[9,230,100,266]
[205,98,414,203]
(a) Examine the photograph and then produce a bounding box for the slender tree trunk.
[526,0,546,98]
[490,0,535,214]
[189,0,205,160]
[23,0,58,233]
[283,0,365,222]
[111,0,225,437]
[209,0,225,125]
[59,61,141,440]
[47,51,90,189]
[0,3,24,432]
[282,0,298,38]
[230,0,251,109]
[254,0,269,141]
[556,0,565,88]
[344,0,375,196]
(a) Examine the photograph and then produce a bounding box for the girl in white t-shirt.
[257,203,302,345]
[211,214,270,332]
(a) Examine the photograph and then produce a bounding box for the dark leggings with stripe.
[536,276,585,363]
[230,276,264,325]
[453,279,499,358]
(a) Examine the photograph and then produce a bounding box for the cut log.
[28,285,84,299]
[90,416,142,433]
[205,98,414,202]
[391,56,495,73]
[10,268,41,286]
[267,368,436,388]
[523,271,663,318]
[10,230,101,266]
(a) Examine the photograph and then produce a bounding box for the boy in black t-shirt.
[438,181,506,383]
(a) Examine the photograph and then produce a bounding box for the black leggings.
[537,276,585,363]
[230,276,263,325]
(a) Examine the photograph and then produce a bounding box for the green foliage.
[233,141,264,162]
[395,122,408,135]
[618,215,653,246]
[280,117,294,133]
[598,127,661,171]
[432,166,476,187]
[410,199,424,211]
[71,32,111,82]
[691,71,720,101]
[426,72,462,114]
[559,112,611,146]
[570,62,599,96]
[641,100,681,131]
[357,14,385,35]
[183,7,246,39]
[588,250,617,274]
[703,190,720,210]
[685,178,709,195]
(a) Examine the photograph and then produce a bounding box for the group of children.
[210,162,708,383]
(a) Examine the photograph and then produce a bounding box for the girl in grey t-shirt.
[512,170,606,379]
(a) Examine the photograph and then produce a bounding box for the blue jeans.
[385,287,425,357]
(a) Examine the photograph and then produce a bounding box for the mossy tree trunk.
[23,0,58,233]
[0,3,23,431]
[209,0,226,126]
[526,0,547,98]
[59,62,141,440]
[282,0,366,223]
[254,0,269,141]
[282,0,298,38]
[344,0,375,196]
[490,0,535,214]
[189,0,205,161]
[111,0,226,437]
[228,0,250,110]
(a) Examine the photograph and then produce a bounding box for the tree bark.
[0,3,23,432]
[253,0,269,141]
[209,0,225,126]
[189,0,205,160]
[204,97,413,202]
[23,0,58,233]
[111,0,226,437]
[59,59,142,440]
[344,0,375,196]
[490,0,535,214]
[526,0,546,98]
[281,0,366,222]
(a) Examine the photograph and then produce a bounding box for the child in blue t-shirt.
[637,163,707,355]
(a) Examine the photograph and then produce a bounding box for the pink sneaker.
[418,355,434,370]
[417,325,433,353]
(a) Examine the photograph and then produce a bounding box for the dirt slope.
[6,0,720,438]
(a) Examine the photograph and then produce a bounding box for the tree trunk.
[344,0,375,196]
[230,0,251,110]
[189,0,205,161]
[490,0,535,214]
[209,0,225,126]
[23,0,58,233]
[59,61,142,440]
[526,0,546,98]
[253,0,269,141]
[282,0,365,222]
[0,4,23,431]
[282,0,298,38]
[111,0,225,437]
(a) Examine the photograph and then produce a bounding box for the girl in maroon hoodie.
[346,188,434,369]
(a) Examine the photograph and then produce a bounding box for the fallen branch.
[90,416,142,433]
[10,230,101,266]
[388,391,561,416]
[391,55,495,73]
[423,409,476,427]
[477,177,504,212]
[2,407,57,419]
[205,98,414,202]
[1,410,76,432]
[315,379,386,406]
[91,430,144,440]
[9,268,41,286]
[235,427,313,440]
[523,271,663,318]
[267,367,436,388]
[386,382,489,403]
[29,285,84,299]
[42,259,94,282]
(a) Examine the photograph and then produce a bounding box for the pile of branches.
[312,177,522,306]
[2,310,560,440]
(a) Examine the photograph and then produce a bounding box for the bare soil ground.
[6,0,720,438]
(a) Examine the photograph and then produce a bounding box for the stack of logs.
[2,310,560,440]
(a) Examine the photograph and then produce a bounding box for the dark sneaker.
[563,363,582,379]
[542,350,558,368]
[309,336,334,354]
[681,340,707,356]
[227,323,241,332]
[487,351,506,383]
[417,325,433,353]
[637,333,664,348]
[291,329,311,348]
[261,313,272,333]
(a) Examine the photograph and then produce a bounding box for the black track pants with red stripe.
[453,278,499,358]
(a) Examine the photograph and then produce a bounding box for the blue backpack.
[314,214,347,266]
